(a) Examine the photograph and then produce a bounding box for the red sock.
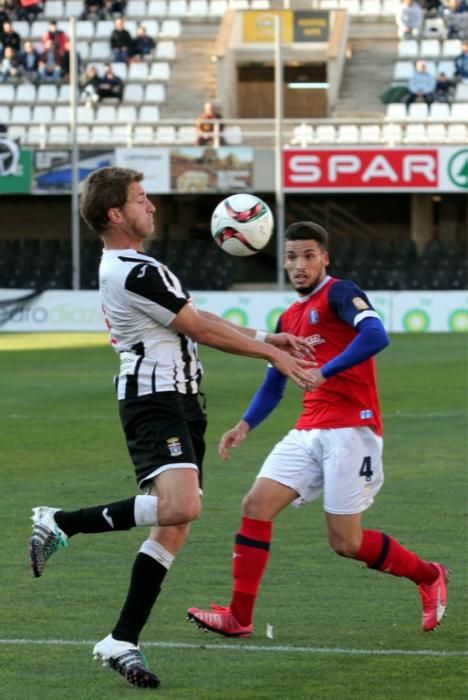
[229,517,272,626]
[355,529,438,585]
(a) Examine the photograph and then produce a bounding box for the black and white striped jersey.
[99,248,203,400]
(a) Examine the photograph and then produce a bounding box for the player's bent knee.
[328,534,360,558]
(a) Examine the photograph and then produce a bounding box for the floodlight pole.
[274,14,285,291]
[70,16,80,290]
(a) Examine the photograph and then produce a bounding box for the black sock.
[54,497,137,537]
[112,553,168,645]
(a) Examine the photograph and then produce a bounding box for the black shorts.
[119,391,207,490]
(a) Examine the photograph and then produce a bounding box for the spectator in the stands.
[103,0,127,15]
[0,20,22,54]
[434,71,456,100]
[37,38,62,82]
[195,101,224,146]
[60,39,82,81]
[97,62,124,101]
[41,19,68,58]
[110,16,133,63]
[404,59,436,107]
[17,0,44,22]
[0,45,20,82]
[443,0,468,38]
[396,0,424,38]
[131,24,156,61]
[18,38,40,80]
[80,63,101,107]
[81,0,107,20]
[454,41,468,80]
[420,0,444,15]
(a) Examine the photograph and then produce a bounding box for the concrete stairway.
[160,24,219,120]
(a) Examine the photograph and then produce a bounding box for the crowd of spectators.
[396,0,468,40]
[0,1,158,106]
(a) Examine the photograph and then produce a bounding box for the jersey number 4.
[359,456,373,482]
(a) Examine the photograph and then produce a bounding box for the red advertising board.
[283,148,440,191]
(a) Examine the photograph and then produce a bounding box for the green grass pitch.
[0,332,467,700]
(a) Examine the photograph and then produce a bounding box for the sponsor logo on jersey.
[306,333,325,347]
[360,409,373,420]
[167,437,183,457]
[352,296,369,311]
[309,309,319,324]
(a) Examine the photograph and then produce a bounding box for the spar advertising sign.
[284,147,468,193]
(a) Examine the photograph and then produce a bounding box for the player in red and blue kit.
[188,221,449,638]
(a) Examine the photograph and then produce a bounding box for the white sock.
[139,539,174,570]
[134,495,158,527]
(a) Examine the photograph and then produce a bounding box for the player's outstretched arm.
[170,304,314,389]
[219,420,249,461]
[198,310,314,359]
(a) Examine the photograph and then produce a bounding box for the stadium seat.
[148,0,168,15]
[77,41,90,60]
[44,0,65,18]
[315,124,336,143]
[133,125,156,144]
[251,0,271,7]
[48,125,70,145]
[454,83,468,101]
[77,106,96,124]
[95,21,115,39]
[451,103,468,120]
[139,105,160,121]
[189,0,209,16]
[30,21,49,39]
[397,40,418,58]
[404,123,427,143]
[8,125,26,141]
[167,0,188,16]
[393,61,413,81]
[57,84,71,103]
[223,125,243,145]
[361,0,381,14]
[117,105,138,123]
[178,125,197,144]
[15,83,36,103]
[11,105,31,123]
[110,62,128,80]
[426,123,446,143]
[144,84,166,102]
[423,18,447,39]
[386,103,407,120]
[127,0,147,15]
[37,84,58,104]
[90,125,113,144]
[67,0,83,16]
[441,39,462,57]
[124,83,145,103]
[90,42,111,61]
[26,124,47,146]
[430,103,450,120]
[437,60,455,79]
[54,105,70,122]
[32,105,54,123]
[0,105,10,123]
[149,61,171,81]
[382,122,403,144]
[336,124,360,143]
[160,19,182,37]
[10,20,28,37]
[290,123,314,147]
[96,105,118,123]
[77,125,90,144]
[407,103,429,120]
[359,124,382,143]
[420,39,440,58]
[76,21,95,40]
[209,0,228,16]
[156,41,176,60]
[230,0,249,8]
[155,125,177,144]
[0,84,15,103]
[112,124,132,144]
[128,62,150,80]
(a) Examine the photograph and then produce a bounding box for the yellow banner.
[243,10,293,43]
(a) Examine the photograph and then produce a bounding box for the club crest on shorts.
[166,437,183,457]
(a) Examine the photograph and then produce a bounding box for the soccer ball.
[210,194,274,256]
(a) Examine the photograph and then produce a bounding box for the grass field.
[1,332,467,700]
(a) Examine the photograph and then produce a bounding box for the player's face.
[284,239,329,295]
[120,181,155,241]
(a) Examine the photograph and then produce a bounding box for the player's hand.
[265,332,315,360]
[219,421,249,461]
[269,349,316,390]
[304,368,326,392]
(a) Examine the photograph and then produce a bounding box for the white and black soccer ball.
[210,194,274,257]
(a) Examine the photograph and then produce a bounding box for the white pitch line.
[0,638,466,658]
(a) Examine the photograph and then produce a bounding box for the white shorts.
[257,427,384,515]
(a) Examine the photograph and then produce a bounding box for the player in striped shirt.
[187,221,449,640]
[29,167,314,690]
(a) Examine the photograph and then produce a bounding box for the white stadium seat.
[404,123,427,143]
[315,124,336,143]
[437,60,456,79]
[407,103,429,120]
[144,84,166,102]
[123,84,145,103]
[167,0,188,16]
[382,123,403,144]
[128,62,150,80]
[44,1,65,18]
[189,1,209,17]
[127,0,147,15]
[76,21,95,40]
[397,40,418,59]
[48,125,70,145]
[90,125,113,143]
[160,19,182,37]
[430,103,451,120]
[96,105,118,123]
[11,105,32,122]
[178,125,197,144]
[336,124,360,143]
[90,42,111,61]
[147,0,168,16]
[155,125,177,144]
[156,41,176,60]
[116,105,138,123]
[54,106,70,122]
[442,39,462,58]
[290,123,314,147]
[110,62,128,80]
[149,62,171,81]
[139,105,161,122]
[57,84,71,103]
[15,84,36,103]
[37,84,58,103]
[386,103,407,120]
[0,105,10,123]
[32,105,54,123]
[209,0,228,16]
[446,123,467,142]
[393,61,413,81]
[134,125,156,144]
[451,103,468,120]
[67,0,84,16]
[359,124,382,143]
[420,40,440,58]
[426,123,446,142]
[95,21,115,39]
[0,84,15,103]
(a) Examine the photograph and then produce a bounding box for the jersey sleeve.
[328,280,380,328]
[124,262,188,326]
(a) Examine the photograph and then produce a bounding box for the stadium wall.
[1,289,466,333]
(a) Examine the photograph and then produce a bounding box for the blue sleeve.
[242,366,288,430]
[321,316,390,378]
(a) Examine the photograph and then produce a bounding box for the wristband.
[254,330,267,342]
